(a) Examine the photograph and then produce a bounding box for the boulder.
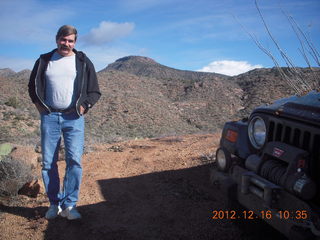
[0,156,33,196]
[0,145,40,197]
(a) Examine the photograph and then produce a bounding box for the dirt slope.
[0,134,283,240]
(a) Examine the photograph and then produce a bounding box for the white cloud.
[82,21,135,45]
[197,60,263,76]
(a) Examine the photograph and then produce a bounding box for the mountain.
[0,68,16,77]
[0,68,31,79]
[91,56,245,142]
[104,56,228,82]
[0,59,319,145]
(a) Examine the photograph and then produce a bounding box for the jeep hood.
[252,91,320,125]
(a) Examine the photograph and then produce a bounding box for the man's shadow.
[0,204,46,220]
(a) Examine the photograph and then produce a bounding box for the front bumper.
[210,165,320,239]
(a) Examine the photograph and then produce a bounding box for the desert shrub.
[0,126,12,143]
[2,111,13,121]
[0,155,33,196]
[5,97,20,108]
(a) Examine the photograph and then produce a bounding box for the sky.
[0,0,319,76]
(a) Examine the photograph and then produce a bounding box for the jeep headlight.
[215,147,232,172]
[248,116,266,149]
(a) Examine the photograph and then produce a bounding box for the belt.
[49,107,75,114]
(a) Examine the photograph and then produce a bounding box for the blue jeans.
[40,112,84,210]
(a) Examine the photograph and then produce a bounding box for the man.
[28,25,101,220]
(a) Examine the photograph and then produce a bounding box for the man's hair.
[56,25,78,41]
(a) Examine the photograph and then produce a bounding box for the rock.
[35,143,41,153]
[0,145,40,197]
[58,145,65,161]
[107,145,124,152]
[0,156,33,196]
[10,145,39,170]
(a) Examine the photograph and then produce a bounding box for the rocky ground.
[0,134,284,240]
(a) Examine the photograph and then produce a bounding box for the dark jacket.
[28,49,101,116]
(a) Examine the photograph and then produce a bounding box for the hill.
[232,67,320,116]
[91,62,243,142]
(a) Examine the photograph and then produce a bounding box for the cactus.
[0,143,14,159]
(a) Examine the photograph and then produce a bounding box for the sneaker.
[60,206,82,220]
[45,205,61,219]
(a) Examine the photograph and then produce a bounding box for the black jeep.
[211,91,320,239]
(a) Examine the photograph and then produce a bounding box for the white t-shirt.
[45,51,77,109]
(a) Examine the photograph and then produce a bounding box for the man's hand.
[80,105,85,115]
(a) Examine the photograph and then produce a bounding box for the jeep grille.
[266,116,320,180]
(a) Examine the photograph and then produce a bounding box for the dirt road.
[0,134,284,240]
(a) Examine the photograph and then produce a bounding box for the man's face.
[56,34,76,57]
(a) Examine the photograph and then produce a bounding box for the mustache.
[60,45,71,50]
